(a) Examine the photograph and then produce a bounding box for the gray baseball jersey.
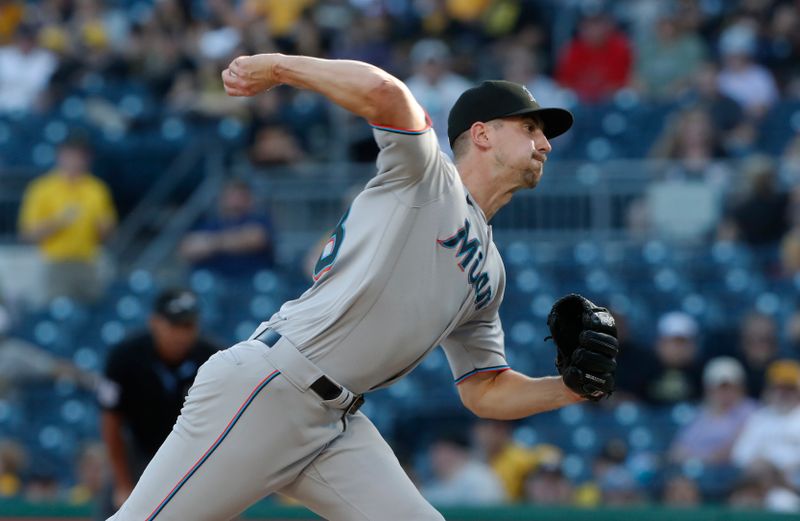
[260,120,509,394]
[107,120,511,521]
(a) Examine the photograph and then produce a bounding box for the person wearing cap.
[521,446,576,506]
[716,21,779,118]
[102,52,608,521]
[731,359,800,474]
[405,39,472,153]
[669,357,756,465]
[96,289,220,517]
[639,311,704,405]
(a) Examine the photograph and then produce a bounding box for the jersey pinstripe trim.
[369,114,432,135]
[145,369,281,520]
[454,365,510,385]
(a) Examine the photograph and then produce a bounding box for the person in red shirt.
[555,10,633,104]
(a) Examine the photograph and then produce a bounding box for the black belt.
[255,329,364,415]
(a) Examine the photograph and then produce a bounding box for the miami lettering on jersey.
[437,219,493,310]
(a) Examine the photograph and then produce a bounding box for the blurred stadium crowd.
[1,0,800,516]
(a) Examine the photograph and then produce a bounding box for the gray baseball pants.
[106,335,443,521]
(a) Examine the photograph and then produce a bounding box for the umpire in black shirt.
[97,288,220,514]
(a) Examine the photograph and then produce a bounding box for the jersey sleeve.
[440,305,509,385]
[367,115,455,206]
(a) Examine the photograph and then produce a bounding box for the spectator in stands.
[680,62,744,143]
[732,360,800,475]
[598,466,645,506]
[779,134,800,186]
[634,8,707,100]
[583,438,631,506]
[420,429,506,506]
[780,186,800,277]
[645,104,732,242]
[96,289,220,514]
[68,443,106,507]
[718,155,789,248]
[405,39,472,153]
[728,461,800,513]
[661,473,701,507]
[329,12,393,70]
[0,23,57,113]
[0,302,97,396]
[639,311,704,406]
[669,357,756,465]
[735,312,780,399]
[717,21,779,119]
[727,465,768,510]
[0,1,23,45]
[554,6,633,104]
[0,439,25,498]
[243,0,314,43]
[245,88,325,163]
[249,123,308,167]
[18,137,116,304]
[124,19,191,98]
[180,179,276,279]
[650,106,729,180]
[521,449,575,506]
[472,420,553,502]
[23,462,61,503]
[787,309,800,358]
[501,44,573,110]
[763,3,800,93]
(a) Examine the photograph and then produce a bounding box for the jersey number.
[313,207,350,281]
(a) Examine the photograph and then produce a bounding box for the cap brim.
[504,107,574,139]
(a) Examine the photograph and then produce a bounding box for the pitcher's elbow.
[364,77,413,123]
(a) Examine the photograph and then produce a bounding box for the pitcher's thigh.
[280,413,444,521]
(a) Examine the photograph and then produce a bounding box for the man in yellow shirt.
[18,138,116,303]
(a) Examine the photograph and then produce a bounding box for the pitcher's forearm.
[458,370,584,420]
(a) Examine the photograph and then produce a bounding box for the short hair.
[451,120,504,161]
[59,132,92,154]
[451,131,471,160]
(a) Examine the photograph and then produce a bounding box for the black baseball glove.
[546,293,619,401]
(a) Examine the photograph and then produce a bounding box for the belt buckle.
[346,395,365,415]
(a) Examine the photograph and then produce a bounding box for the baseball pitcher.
[105,53,618,521]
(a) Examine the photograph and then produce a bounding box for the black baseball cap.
[447,80,574,147]
[153,289,199,324]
